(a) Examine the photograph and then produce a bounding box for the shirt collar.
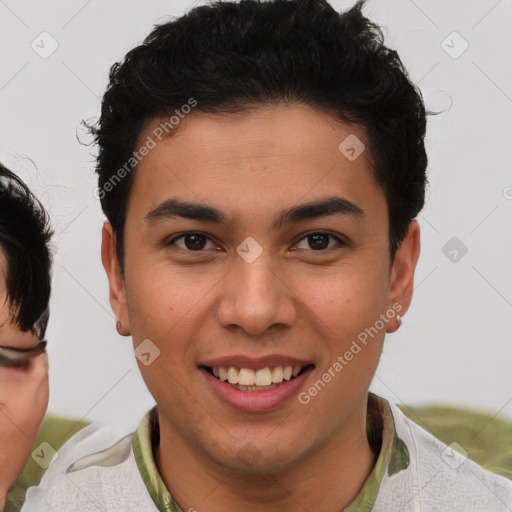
[132,392,409,512]
[343,393,410,511]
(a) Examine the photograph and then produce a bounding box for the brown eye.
[183,234,207,250]
[308,234,329,250]
[295,232,345,251]
[167,232,219,252]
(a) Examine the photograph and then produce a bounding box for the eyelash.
[0,359,30,370]
[165,231,347,254]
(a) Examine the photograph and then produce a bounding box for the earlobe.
[386,220,421,333]
[101,222,131,335]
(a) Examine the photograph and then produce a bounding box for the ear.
[101,222,130,335]
[386,220,421,333]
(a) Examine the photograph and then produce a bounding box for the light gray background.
[1,0,511,431]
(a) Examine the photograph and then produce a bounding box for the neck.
[155,400,379,512]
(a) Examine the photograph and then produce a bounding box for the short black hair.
[0,163,53,338]
[89,0,428,270]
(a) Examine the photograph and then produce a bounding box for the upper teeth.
[212,366,303,386]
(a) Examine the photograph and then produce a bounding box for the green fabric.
[400,403,512,480]
[4,415,90,512]
[343,393,409,511]
[133,408,179,512]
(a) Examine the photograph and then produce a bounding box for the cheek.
[295,259,389,331]
[0,360,49,458]
[125,262,209,343]
[12,363,48,433]
[295,271,388,415]
[125,270,201,391]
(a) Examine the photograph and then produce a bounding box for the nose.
[215,248,297,338]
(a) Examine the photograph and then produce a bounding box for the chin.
[210,438,303,476]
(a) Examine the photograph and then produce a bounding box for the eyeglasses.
[0,340,47,368]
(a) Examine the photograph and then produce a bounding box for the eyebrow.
[145,196,364,230]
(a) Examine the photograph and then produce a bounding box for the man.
[0,164,88,512]
[21,0,512,510]
[0,163,51,510]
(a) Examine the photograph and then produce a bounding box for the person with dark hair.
[0,163,52,509]
[0,164,88,512]
[21,0,512,510]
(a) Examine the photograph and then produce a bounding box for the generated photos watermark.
[94,97,198,200]
[298,302,403,405]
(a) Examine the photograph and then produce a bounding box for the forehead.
[128,103,384,226]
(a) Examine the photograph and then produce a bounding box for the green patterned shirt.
[9,393,512,511]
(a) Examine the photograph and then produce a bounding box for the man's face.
[0,253,49,503]
[104,103,417,473]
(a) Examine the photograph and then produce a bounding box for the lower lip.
[201,366,314,412]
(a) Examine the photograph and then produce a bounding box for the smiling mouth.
[203,364,314,391]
